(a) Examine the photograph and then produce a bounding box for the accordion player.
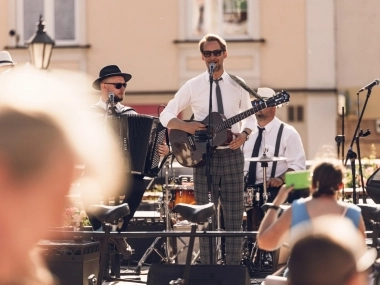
[107,114,168,177]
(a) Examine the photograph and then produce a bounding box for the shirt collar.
[95,99,124,112]
[204,70,227,82]
[258,116,280,133]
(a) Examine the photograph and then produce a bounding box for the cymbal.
[245,155,287,162]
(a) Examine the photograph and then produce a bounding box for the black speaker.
[367,168,380,203]
[147,264,251,285]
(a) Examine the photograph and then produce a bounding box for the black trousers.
[84,174,146,232]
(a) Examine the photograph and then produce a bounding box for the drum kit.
[140,154,287,274]
[158,176,196,211]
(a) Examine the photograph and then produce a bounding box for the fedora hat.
[92,65,132,90]
[0,51,15,67]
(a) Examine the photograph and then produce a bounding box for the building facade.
[1,0,380,160]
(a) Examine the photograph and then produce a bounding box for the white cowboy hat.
[0,51,15,67]
[257,87,275,99]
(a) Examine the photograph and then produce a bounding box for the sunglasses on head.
[202,49,223,58]
[104,82,127,89]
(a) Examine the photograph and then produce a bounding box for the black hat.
[92,65,132,90]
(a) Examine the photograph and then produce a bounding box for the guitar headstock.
[265,90,290,108]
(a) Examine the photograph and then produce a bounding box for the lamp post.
[26,15,55,69]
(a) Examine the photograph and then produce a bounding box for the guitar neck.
[214,101,266,133]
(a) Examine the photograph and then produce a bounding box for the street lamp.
[26,15,55,69]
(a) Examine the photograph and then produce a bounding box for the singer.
[83,65,169,261]
[160,33,256,265]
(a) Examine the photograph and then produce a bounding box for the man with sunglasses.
[160,34,256,266]
[84,65,169,261]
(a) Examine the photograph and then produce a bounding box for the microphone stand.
[344,87,373,204]
[204,70,214,265]
[194,66,215,264]
[335,107,345,200]
[355,129,370,203]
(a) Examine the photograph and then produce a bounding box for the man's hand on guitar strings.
[184,121,207,135]
[229,132,247,150]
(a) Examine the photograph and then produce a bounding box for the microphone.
[108,92,115,107]
[208,63,216,75]
[357,79,380,93]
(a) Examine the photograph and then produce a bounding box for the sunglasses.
[202,49,223,58]
[104,82,127,89]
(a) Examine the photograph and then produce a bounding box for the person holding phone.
[242,87,306,231]
[257,158,366,254]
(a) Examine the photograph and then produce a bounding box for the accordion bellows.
[107,114,167,177]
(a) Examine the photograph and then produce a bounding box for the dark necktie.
[247,127,265,185]
[214,78,224,114]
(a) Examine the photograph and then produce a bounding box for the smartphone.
[285,170,311,190]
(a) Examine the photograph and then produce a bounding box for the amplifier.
[38,240,99,285]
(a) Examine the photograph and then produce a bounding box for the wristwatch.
[242,130,249,140]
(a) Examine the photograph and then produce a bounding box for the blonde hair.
[198,33,227,53]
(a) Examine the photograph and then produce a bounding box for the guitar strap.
[270,123,284,178]
[228,73,263,100]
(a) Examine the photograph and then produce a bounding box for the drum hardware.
[244,187,253,208]
[178,175,193,185]
[133,159,196,272]
[244,187,261,209]
[243,153,287,276]
[244,153,286,205]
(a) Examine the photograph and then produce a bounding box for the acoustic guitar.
[169,91,290,167]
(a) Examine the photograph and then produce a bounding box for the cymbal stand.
[251,159,272,273]
[261,161,269,205]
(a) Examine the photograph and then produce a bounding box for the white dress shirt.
[243,117,306,184]
[95,99,137,115]
[160,71,256,134]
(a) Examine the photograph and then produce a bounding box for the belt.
[216,146,230,150]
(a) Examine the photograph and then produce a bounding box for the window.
[182,0,259,40]
[288,105,304,122]
[15,0,85,46]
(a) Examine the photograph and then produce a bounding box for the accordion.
[108,114,167,177]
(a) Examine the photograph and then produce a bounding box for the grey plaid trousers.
[193,148,244,265]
